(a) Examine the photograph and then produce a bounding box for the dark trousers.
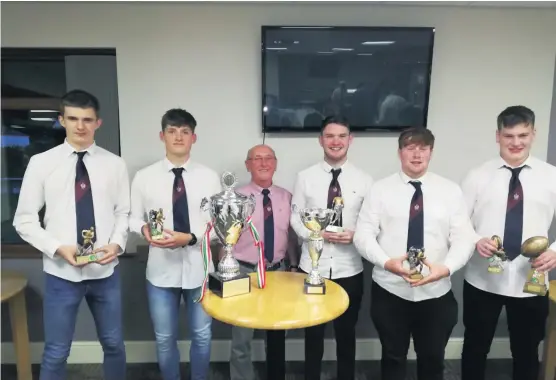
[461,280,548,380]
[303,271,364,380]
[371,281,458,380]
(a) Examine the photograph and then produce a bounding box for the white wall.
[2,2,556,250]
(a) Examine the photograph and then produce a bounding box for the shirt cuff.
[44,238,62,259]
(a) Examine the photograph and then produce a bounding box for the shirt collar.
[164,157,192,172]
[250,181,274,195]
[62,139,98,157]
[321,159,349,173]
[399,170,428,185]
[497,155,534,170]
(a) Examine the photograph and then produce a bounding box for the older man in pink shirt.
[225,144,299,380]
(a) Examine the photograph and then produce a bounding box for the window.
[1,48,121,251]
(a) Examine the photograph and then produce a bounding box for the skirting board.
[2,337,535,365]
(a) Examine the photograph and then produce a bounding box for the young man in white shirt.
[460,106,556,380]
[290,115,373,380]
[354,127,476,380]
[13,90,130,380]
[129,109,221,380]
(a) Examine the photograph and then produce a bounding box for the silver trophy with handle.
[293,199,343,295]
[200,172,255,298]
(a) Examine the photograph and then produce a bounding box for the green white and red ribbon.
[195,216,266,303]
[246,216,266,289]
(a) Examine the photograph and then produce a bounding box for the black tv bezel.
[261,25,436,134]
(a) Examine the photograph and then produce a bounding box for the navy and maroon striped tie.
[503,166,525,260]
[262,189,274,263]
[75,151,96,246]
[327,168,343,227]
[407,181,424,251]
[172,168,191,233]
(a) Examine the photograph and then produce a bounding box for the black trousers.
[303,271,364,380]
[371,281,458,380]
[461,280,549,380]
[266,330,286,380]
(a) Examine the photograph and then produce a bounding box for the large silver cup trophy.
[200,172,255,298]
[293,197,343,295]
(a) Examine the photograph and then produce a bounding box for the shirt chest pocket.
[341,189,365,213]
[272,205,291,233]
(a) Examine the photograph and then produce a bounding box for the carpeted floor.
[1,359,514,379]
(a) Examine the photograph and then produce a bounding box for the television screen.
[261,26,435,133]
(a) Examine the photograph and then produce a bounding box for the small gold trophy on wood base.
[521,236,549,296]
[487,235,507,274]
[148,208,165,240]
[76,227,97,265]
[407,247,426,280]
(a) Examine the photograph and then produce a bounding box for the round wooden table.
[540,280,556,380]
[1,270,32,380]
[202,271,350,330]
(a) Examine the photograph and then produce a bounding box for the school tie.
[172,168,190,233]
[262,189,274,263]
[75,152,96,246]
[407,181,424,251]
[327,168,343,227]
[503,166,525,260]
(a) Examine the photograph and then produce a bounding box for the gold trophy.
[407,247,426,280]
[293,202,342,295]
[148,208,165,240]
[487,235,507,274]
[521,236,549,296]
[76,227,98,264]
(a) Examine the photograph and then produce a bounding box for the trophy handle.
[200,197,210,212]
[246,193,256,217]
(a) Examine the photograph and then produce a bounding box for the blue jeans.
[40,266,125,380]
[146,281,212,380]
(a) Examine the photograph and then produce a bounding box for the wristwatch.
[188,233,198,246]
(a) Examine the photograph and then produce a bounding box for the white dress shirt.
[129,158,221,289]
[462,155,556,298]
[290,160,373,279]
[354,171,476,302]
[13,140,130,282]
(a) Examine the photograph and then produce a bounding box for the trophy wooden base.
[208,272,251,298]
[76,254,98,265]
[523,282,548,296]
[325,225,344,233]
[409,273,423,280]
[304,280,326,295]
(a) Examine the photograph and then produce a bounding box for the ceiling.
[264,1,556,8]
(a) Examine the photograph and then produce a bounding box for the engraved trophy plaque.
[199,172,255,298]
[76,227,98,265]
[148,208,165,240]
[487,235,507,274]
[293,203,342,295]
[521,236,549,296]
[407,247,426,280]
[325,197,345,233]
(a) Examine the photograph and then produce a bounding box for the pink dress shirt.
[233,182,294,265]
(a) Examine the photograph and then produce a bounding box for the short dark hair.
[161,108,197,132]
[321,115,350,134]
[60,89,100,116]
[497,106,535,130]
[398,127,435,149]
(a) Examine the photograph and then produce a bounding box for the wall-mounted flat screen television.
[261,26,435,133]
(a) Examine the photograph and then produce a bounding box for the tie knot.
[75,151,87,160]
[331,168,341,180]
[410,181,422,190]
[504,165,525,177]
[172,168,184,177]
[262,189,270,197]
